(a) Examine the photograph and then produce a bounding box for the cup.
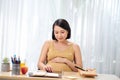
[21,66,28,74]
[12,64,20,75]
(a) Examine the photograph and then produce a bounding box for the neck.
[55,40,68,44]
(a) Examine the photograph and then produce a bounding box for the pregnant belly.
[47,62,72,73]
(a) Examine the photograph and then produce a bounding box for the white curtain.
[75,0,120,77]
[0,0,120,77]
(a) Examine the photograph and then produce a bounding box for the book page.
[32,71,46,76]
[28,70,60,78]
[45,72,60,78]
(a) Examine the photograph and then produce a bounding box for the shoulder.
[44,40,52,44]
[67,41,80,49]
[71,43,81,55]
[71,42,80,50]
[43,40,53,47]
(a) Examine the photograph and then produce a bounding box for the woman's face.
[54,25,68,42]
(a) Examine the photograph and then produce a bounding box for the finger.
[47,65,53,72]
[51,59,56,63]
[45,65,52,72]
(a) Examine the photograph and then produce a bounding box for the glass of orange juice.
[20,59,27,74]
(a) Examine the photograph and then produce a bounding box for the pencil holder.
[12,64,20,75]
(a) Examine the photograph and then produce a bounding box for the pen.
[75,66,88,71]
[11,55,21,64]
[18,56,21,64]
[13,54,16,63]
[11,57,14,64]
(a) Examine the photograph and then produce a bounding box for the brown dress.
[47,41,74,73]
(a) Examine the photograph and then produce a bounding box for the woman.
[37,19,83,73]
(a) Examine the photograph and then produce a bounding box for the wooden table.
[0,71,119,80]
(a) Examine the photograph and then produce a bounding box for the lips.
[58,38,63,40]
[58,38,64,41]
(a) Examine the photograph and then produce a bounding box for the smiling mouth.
[58,38,63,40]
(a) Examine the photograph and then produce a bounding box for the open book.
[28,70,61,78]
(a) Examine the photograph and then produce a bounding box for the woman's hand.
[50,57,67,63]
[42,65,53,72]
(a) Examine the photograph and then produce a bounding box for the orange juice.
[20,62,26,75]
[20,62,25,67]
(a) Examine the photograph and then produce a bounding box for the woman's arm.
[37,40,52,72]
[65,44,83,71]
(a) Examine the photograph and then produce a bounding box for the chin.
[58,40,65,42]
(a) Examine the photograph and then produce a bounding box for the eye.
[54,31,58,34]
[61,31,65,33]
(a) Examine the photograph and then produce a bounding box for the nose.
[58,33,62,37]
